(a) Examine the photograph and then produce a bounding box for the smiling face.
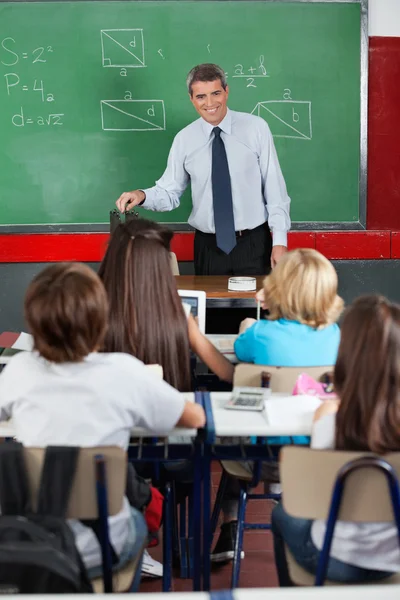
[189,79,229,126]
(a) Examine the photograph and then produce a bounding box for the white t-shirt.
[311,413,400,572]
[0,351,185,570]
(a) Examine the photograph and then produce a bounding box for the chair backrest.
[170,252,180,275]
[281,446,400,522]
[233,363,333,392]
[23,446,127,520]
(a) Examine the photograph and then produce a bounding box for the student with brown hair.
[272,295,400,585]
[98,217,234,388]
[0,262,205,585]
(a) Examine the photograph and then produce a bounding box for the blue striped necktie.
[211,127,236,254]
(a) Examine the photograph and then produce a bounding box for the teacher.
[116,63,291,276]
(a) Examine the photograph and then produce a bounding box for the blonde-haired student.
[0,262,205,586]
[234,248,343,366]
[212,249,343,563]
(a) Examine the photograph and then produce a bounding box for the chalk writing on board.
[1,37,54,66]
[101,29,146,68]
[157,49,165,60]
[231,55,269,87]
[11,106,64,127]
[251,100,312,140]
[100,99,165,131]
[4,74,54,102]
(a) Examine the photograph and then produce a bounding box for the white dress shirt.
[0,350,185,570]
[142,108,291,247]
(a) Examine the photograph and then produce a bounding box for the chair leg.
[187,490,194,579]
[210,467,229,535]
[179,498,188,578]
[231,486,247,589]
[162,483,173,592]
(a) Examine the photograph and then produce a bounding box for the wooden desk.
[175,275,264,308]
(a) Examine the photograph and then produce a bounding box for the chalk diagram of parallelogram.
[101,100,166,131]
[101,29,145,67]
[252,101,312,140]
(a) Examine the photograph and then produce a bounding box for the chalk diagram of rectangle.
[252,101,312,140]
[101,29,145,67]
[100,100,166,131]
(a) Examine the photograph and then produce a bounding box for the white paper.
[265,394,322,428]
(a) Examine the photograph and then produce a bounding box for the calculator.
[225,387,269,411]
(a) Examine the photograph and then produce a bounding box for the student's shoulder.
[3,350,39,370]
[98,352,145,372]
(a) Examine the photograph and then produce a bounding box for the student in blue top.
[211,248,344,564]
[234,248,343,366]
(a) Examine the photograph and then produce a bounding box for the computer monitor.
[177,290,206,334]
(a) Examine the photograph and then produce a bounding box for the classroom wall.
[369,0,400,36]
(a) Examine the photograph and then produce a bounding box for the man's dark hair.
[186,63,227,96]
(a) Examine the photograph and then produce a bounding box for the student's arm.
[123,357,205,434]
[313,399,339,423]
[311,406,338,449]
[176,401,206,429]
[233,323,257,363]
[188,315,234,383]
[141,133,189,212]
[238,318,257,335]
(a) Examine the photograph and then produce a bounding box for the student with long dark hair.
[98,217,233,388]
[272,295,400,584]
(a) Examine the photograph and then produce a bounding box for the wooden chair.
[211,363,333,587]
[280,446,400,586]
[170,252,180,275]
[23,446,146,593]
[233,363,333,391]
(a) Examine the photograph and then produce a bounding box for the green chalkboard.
[0,1,362,229]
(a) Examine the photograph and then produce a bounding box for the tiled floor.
[139,464,278,593]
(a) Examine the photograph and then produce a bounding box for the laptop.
[177,290,206,334]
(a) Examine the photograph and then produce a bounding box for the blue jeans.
[87,506,147,592]
[271,502,393,586]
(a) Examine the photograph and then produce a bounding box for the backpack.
[0,443,93,593]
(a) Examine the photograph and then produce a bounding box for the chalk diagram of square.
[252,101,312,140]
[100,100,166,131]
[101,29,145,67]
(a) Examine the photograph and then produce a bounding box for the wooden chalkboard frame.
[1,0,368,233]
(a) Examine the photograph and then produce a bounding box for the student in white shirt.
[98,217,234,388]
[0,262,205,587]
[271,295,400,585]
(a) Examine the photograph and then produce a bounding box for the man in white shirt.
[116,63,291,276]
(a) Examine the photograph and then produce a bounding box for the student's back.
[271,295,400,585]
[234,248,343,367]
[234,318,340,366]
[99,218,233,387]
[0,262,205,575]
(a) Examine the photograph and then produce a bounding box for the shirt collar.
[201,108,232,138]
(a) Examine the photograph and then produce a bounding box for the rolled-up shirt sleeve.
[141,133,189,212]
[258,121,291,247]
[234,325,257,363]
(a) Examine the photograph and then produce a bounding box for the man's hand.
[116,190,146,213]
[271,245,287,269]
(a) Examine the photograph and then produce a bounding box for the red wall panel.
[367,37,400,230]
